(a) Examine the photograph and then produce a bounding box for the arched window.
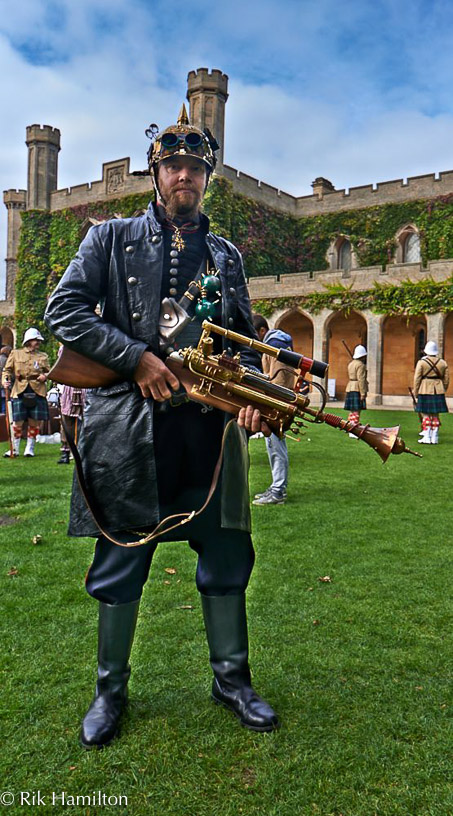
[338,239,352,272]
[403,232,421,263]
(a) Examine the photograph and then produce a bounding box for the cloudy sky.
[2,0,453,296]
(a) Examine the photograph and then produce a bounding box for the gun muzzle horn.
[319,412,422,461]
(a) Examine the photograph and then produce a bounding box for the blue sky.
[2,0,453,296]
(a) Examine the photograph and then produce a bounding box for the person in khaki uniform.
[2,328,50,457]
[252,315,298,505]
[414,340,449,444]
[344,344,368,437]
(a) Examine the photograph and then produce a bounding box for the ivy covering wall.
[13,176,453,352]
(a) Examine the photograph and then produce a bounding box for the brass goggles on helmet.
[161,132,204,150]
[150,128,216,172]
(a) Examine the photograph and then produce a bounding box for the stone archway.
[443,313,453,395]
[382,315,427,396]
[275,309,313,357]
[326,310,367,400]
[0,326,14,348]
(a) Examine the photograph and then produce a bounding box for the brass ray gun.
[49,320,420,463]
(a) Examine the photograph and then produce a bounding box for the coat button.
[228,318,234,326]
[229,287,236,295]
[151,234,161,244]
[127,276,138,285]
[125,245,134,253]
[132,312,141,321]
[228,259,234,267]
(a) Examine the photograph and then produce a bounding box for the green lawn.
[0,410,451,816]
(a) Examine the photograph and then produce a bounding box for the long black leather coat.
[44,203,261,537]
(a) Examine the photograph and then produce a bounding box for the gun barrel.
[201,321,328,379]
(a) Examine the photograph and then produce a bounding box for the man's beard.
[163,186,203,221]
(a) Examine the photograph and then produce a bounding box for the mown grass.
[0,410,451,816]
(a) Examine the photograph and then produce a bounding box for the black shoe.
[211,676,279,732]
[80,688,128,749]
[57,451,70,464]
[201,593,279,732]
[80,600,139,749]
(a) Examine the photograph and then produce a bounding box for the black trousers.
[85,402,255,604]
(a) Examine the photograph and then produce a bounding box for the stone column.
[310,309,332,405]
[364,311,384,405]
[426,313,445,354]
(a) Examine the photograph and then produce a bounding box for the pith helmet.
[23,327,44,345]
[353,344,367,359]
[146,104,219,192]
[424,340,438,355]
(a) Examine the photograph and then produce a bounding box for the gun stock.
[49,347,121,388]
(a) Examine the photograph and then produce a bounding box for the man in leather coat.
[44,106,279,748]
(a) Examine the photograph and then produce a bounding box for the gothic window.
[395,225,421,264]
[338,239,352,272]
[403,232,421,263]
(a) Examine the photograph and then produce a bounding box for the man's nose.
[177,166,192,181]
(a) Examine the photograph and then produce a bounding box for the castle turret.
[3,189,26,303]
[26,124,61,210]
[187,69,229,168]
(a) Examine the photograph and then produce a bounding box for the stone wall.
[247,259,453,299]
[50,158,152,211]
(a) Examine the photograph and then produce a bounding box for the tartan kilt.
[415,394,448,414]
[344,392,366,411]
[11,393,49,422]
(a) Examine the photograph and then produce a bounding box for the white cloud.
[2,0,453,300]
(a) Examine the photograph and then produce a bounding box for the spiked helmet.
[146,104,219,194]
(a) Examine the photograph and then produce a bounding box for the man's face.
[157,155,207,220]
[27,339,41,351]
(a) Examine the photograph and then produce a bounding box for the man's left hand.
[237,405,272,437]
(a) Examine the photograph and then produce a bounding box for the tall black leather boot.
[80,599,140,749]
[201,593,279,732]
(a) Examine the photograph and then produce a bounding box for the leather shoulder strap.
[62,415,229,548]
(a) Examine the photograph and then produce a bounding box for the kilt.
[415,393,448,414]
[11,391,49,422]
[344,392,366,411]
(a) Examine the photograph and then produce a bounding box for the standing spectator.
[252,314,297,505]
[1,329,49,457]
[58,386,87,463]
[414,341,449,444]
[0,345,12,413]
[344,345,368,438]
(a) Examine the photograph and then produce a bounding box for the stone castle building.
[2,67,453,407]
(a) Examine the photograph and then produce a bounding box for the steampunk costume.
[44,107,278,749]
[1,329,49,457]
[414,341,449,444]
[344,345,368,436]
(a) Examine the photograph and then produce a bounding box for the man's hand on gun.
[134,350,271,435]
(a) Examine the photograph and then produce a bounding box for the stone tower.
[3,189,26,304]
[26,124,61,209]
[186,69,229,168]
